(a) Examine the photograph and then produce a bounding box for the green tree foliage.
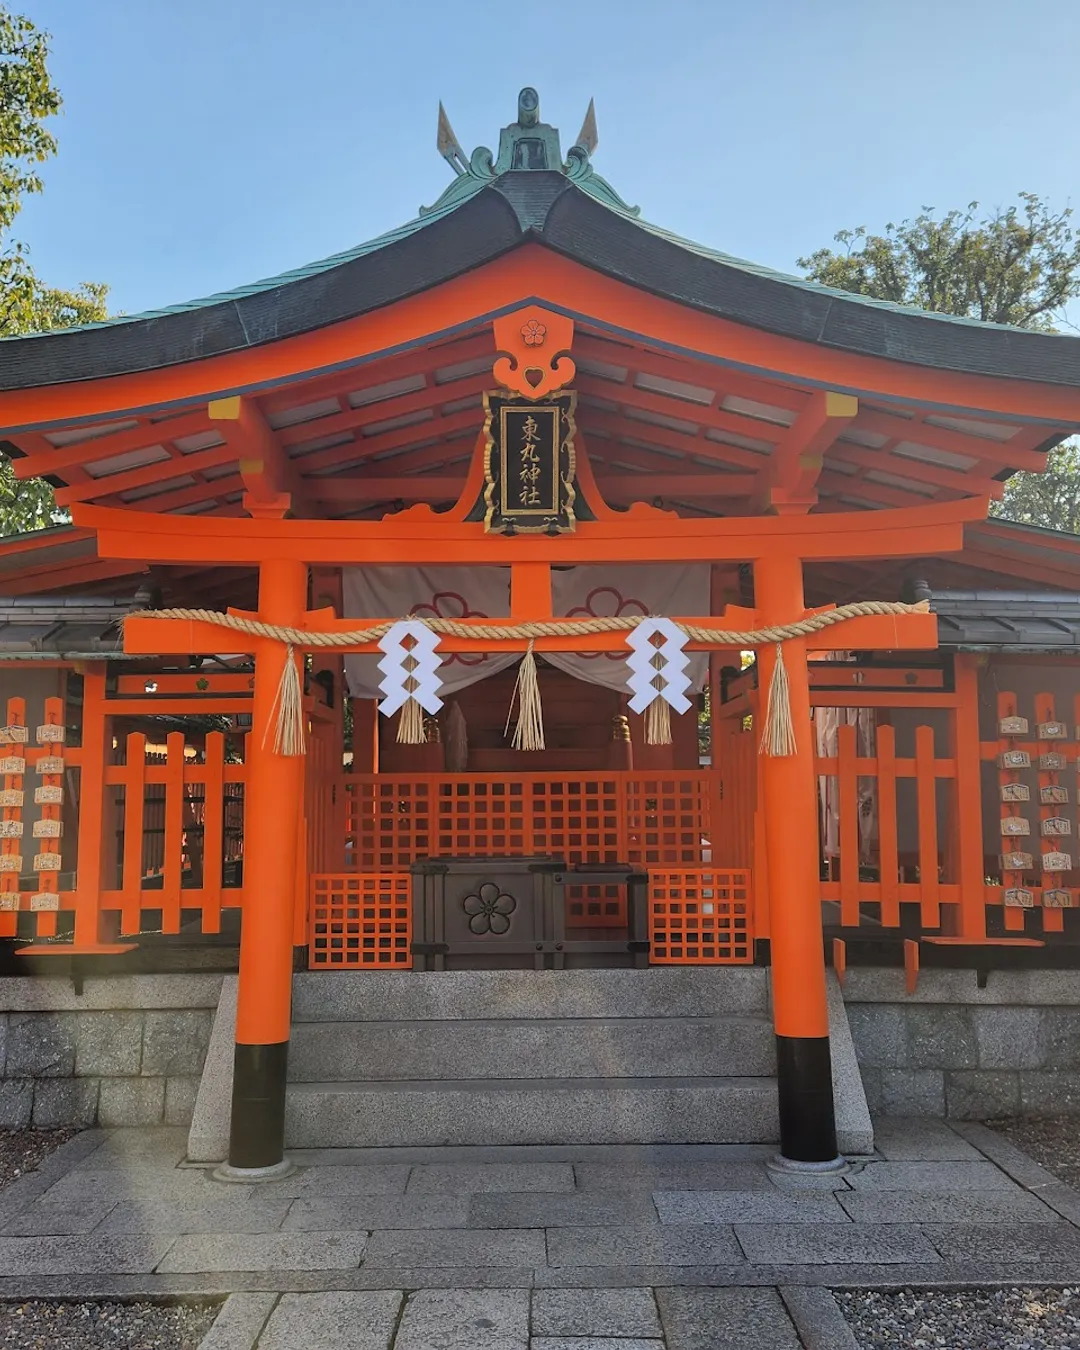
[799,196,1080,534]
[798,195,1080,329]
[0,5,109,536]
[997,441,1080,535]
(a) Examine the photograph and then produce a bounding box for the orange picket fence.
[0,710,247,947]
[8,657,1078,965]
[812,683,1080,943]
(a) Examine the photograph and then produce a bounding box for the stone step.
[284,1076,779,1148]
[291,967,769,1024]
[287,1015,776,1083]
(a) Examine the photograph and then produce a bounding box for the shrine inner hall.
[2,90,1080,1175]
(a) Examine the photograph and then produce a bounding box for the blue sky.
[15,0,1080,318]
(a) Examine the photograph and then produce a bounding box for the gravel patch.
[0,1130,80,1193]
[0,1300,219,1349]
[985,1116,1080,1189]
[836,1287,1080,1349]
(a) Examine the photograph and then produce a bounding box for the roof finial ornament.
[517,87,540,128]
[572,99,598,158]
[436,102,468,177]
[422,89,638,218]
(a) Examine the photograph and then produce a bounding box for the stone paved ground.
[0,1119,1076,1347]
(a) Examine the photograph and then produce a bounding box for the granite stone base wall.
[4,965,1077,1130]
[0,975,223,1129]
[842,968,1080,1119]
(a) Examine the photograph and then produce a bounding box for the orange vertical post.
[350,699,379,775]
[876,724,901,929]
[201,733,225,935]
[754,553,840,1166]
[120,733,147,936]
[914,725,941,930]
[228,557,308,1174]
[162,732,185,934]
[951,656,987,939]
[72,667,109,948]
[836,723,860,928]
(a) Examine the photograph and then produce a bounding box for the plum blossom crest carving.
[463,881,517,934]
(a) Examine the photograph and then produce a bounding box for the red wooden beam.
[52,440,238,508]
[95,474,244,514]
[958,544,1080,592]
[11,409,213,480]
[577,376,788,448]
[578,336,1061,479]
[308,476,464,503]
[818,470,927,510]
[575,335,810,418]
[857,409,1050,472]
[0,558,148,596]
[275,374,487,450]
[582,409,769,472]
[256,331,494,419]
[335,436,478,479]
[76,495,989,567]
[826,440,1004,500]
[594,470,755,499]
[293,408,480,477]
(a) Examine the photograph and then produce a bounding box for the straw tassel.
[266,645,306,756]
[506,641,545,751]
[645,696,672,746]
[643,648,674,746]
[759,642,797,757]
[396,682,427,745]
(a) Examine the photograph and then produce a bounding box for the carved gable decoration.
[492,306,575,401]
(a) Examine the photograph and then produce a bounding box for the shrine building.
[2,90,1080,1176]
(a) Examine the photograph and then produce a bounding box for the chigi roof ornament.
[422,88,638,217]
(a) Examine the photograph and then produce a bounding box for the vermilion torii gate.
[2,92,1079,1174]
[90,486,962,1173]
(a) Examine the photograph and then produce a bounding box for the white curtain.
[342,567,515,699]
[341,563,710,698]
[548,564,710,693]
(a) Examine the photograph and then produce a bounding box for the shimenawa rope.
[126,600,927,759]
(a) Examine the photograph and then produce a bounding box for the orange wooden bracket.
[492,305,575,399]
[903,937,919,995]
[209,395,310,517]
[761,391,859,512]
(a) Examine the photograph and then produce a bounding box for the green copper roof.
[4,88,1080,400]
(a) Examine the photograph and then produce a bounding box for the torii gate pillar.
[224,558,308,1175]
[754,553,841,1167]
